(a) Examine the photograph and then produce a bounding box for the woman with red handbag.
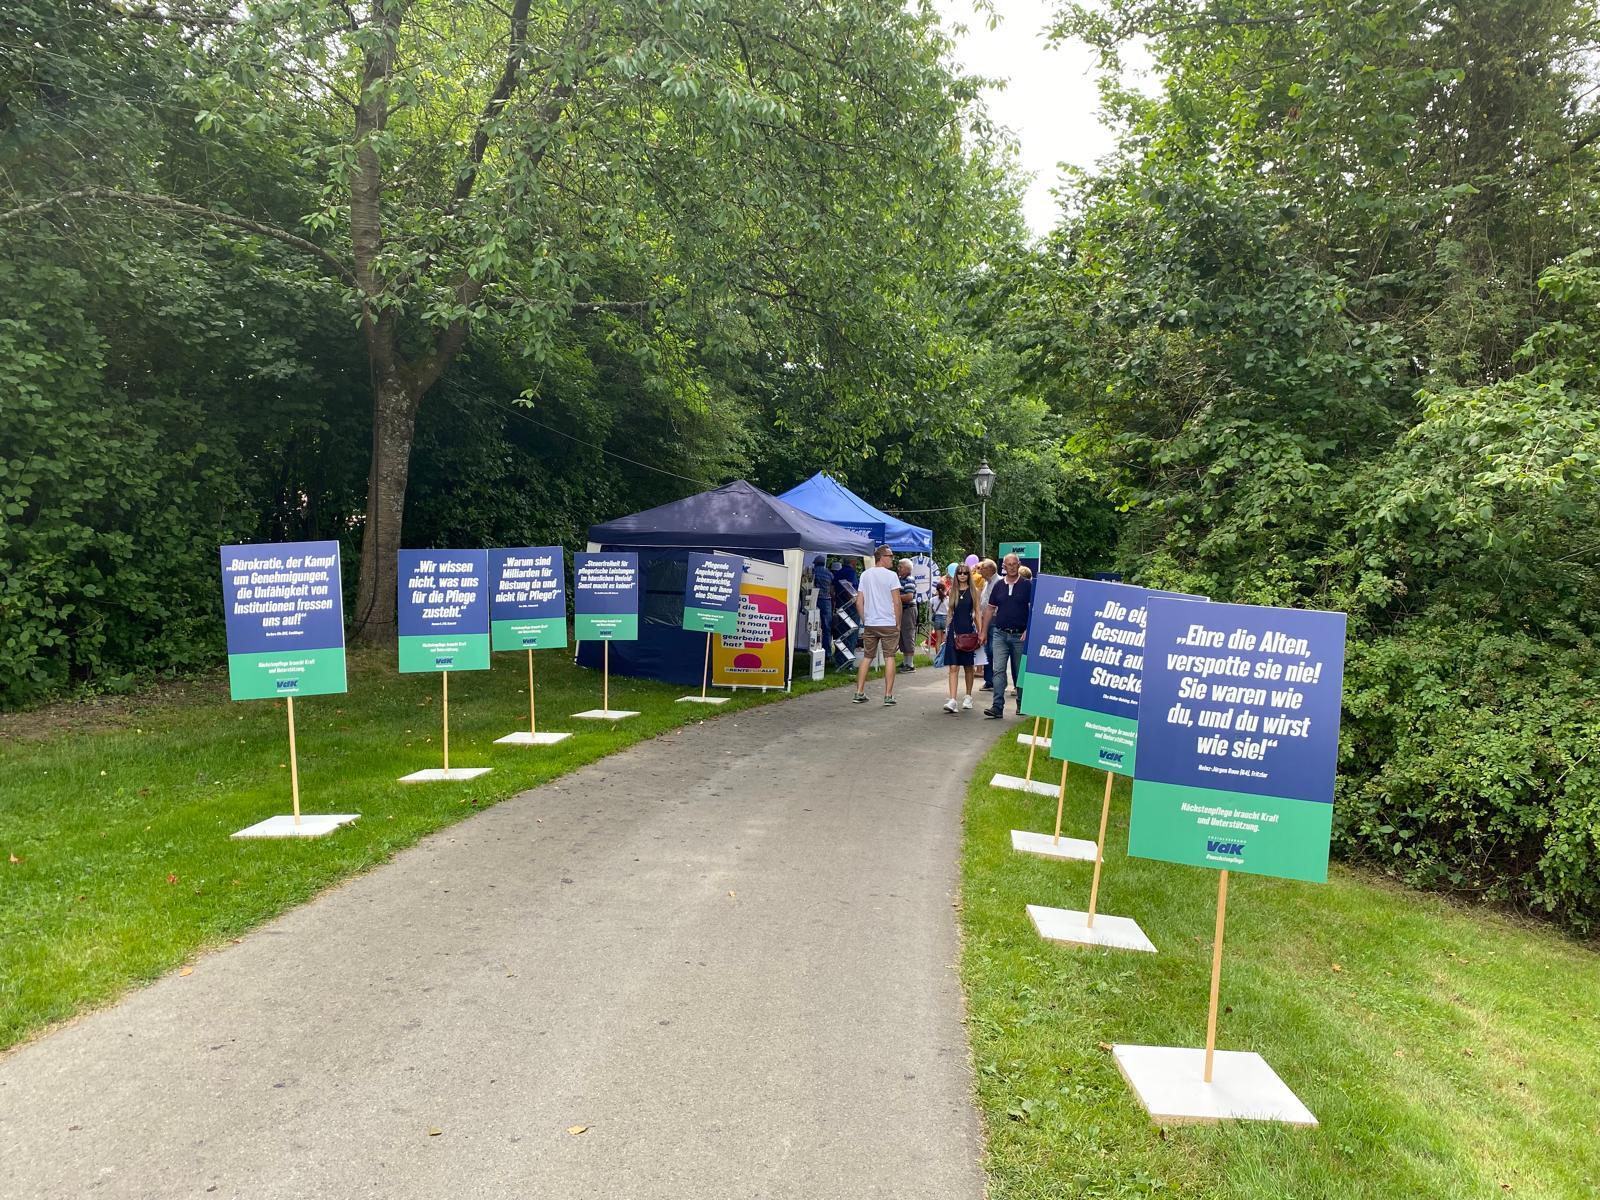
[942,565,983,713]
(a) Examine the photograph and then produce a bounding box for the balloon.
[946,562,958,578]
[965,554,980,568]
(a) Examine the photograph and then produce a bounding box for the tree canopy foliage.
[1011,0,1600,928]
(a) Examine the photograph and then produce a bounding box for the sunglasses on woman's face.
[956,571,970,577]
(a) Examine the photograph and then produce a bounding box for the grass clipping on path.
[0,650,849,1053]
[958,733,1600,1200]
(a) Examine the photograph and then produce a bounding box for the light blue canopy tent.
[776,472,933,554]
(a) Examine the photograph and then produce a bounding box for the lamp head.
[972,459,996,499]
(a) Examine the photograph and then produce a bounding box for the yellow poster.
[711,557,788,688]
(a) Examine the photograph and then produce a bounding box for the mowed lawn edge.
[1,649,859,1054]
[958,729,1600,1200]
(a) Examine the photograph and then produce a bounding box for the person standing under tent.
[895,558,918,672]
[811,556,835,665]
[852,545,902,706]
[941,565,981,712]
[981,554,1031,719]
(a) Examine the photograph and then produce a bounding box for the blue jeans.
[983,624,995,687]
[987,628,1024,713]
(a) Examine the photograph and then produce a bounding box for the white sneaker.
[961,696,972,710]
[943,698,959,713]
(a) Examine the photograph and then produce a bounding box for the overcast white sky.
[934,0,1134,235]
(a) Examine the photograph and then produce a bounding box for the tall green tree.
[5,0,994,639]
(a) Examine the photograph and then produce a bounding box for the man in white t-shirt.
[852,545,903,705]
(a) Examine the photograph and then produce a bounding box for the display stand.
[1027,769,1155,953]
[1010,759,1096,861]
[573,642,639,720]
[400,671,492,782]
[1112,872,1316,1125]
[496,649,571,746]
[678,631,728,705]
[1017,717,1052,750]
[232,696,359,838]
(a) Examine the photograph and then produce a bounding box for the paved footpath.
[1,668,1002,1199]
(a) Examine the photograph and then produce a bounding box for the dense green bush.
[0,264,247,705]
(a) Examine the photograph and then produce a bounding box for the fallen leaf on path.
[567,1125,588,1136]
[428,1127,442,1136]
[1097,1042,1113,1053]
[1331,963,1343,973]
[179,967,193,977]
[7,853,20,865]
[167,873,179,885]
[727,890,736,899]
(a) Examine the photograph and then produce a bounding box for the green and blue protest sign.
[1018,574,1076,720]
[682,551,742,635]
[1051,579,1154,776]
[221,541,347,701]
[574,552,639,641]
[490,547,567,651]
[1128,599,1347,883]
[397,550,490,672]
[1051,582,1209,775]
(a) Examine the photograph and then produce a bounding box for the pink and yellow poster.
[711,557,789,688]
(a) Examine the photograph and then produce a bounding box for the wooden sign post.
[1204,870,1229,1083]
[1084,769,1116,927]
[285,696,301,826]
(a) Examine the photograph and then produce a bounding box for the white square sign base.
[231,814,359,839]
[676,696,729,705]
[1028,904,1156,954]
[1010,828,1099,862]
[571,709,640,721]
[1017,733,1052,749]
[990,772,1061,798]
[495,731,572,746]
[398,767,492,783]
[1113,1045,1317,1127]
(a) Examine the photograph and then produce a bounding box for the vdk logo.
[1098,748,1125,766]
[1206,838,1245,857]
[434,656,455,668]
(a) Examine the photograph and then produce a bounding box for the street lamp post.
[972,459,996,558]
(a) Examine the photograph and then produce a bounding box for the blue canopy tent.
[578,480,874,688]
[776,472,933,554]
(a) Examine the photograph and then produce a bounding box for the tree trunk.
[351,370,420,643]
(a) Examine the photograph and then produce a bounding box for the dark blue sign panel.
[683,551,742,635]
[1018,574,1076,719]
[490,547,567,651]
[1129,599,1348,882]
[397,549,490,672]
[574,552,640,641]
[221,540,346,700]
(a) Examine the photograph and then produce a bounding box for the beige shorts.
[860,625,899,659]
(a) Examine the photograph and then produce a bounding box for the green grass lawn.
[961,729,1600,1200]
[0,648,854,1052]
